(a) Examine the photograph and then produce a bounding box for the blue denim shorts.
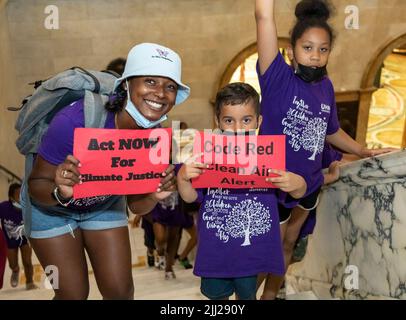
[28,198,128,239]
[201,276,257,300]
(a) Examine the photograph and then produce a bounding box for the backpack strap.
[101,69,121,78]
[83,91,109,128]
[71,66,101,93]
[21,154,34,237]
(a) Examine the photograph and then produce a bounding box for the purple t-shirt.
[152,191,191,227]
[37,99,116,211]
[257,53,340,196]
[193,188,284,278]
[151,191,194,229]
[0,201,28,249]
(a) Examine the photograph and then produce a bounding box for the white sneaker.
[155,255,165,270]
[165,271,176,280]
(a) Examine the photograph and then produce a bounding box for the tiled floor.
[0,222,317,300]
[0,224,203,300]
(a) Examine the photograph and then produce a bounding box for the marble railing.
[287,150,406,300]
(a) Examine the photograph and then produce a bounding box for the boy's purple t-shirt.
[193,188,284,278]
[257,53,340,197]
[0,201,28,249]
[37,99,116,210]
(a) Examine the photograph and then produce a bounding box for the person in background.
[0,183,37,290]
[132,214,156,267]
[0,228,7,289]
[105,57,126,76]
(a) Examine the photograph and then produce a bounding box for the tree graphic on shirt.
[3,219,23,241]
[300,117,327,161]
[224,199,271,246]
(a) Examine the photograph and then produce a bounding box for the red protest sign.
[73,128,171,198]
[191,132,285,189]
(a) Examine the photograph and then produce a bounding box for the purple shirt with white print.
[0,201,28,249]
[257,52,340,198]
[193,188,284,278]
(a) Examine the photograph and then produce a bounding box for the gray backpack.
[9,67,119,236]
[11,67,119,155]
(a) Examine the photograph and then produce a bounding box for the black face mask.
[220,130,257,136]
[295,64,327,83]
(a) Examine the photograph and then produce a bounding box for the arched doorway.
[217,38,291,93]
[213,39,290,129]
[357,33,406,148]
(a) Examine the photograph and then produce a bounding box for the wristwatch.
[52,186,73,207]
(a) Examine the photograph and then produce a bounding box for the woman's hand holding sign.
[55,155,82,200]
[151,164,177,201]
[127,164,178,215]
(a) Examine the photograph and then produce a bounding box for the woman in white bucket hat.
[110,42,190,128]
[25,43,189,299]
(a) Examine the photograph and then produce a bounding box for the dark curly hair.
[291,0,335,48]
[106,57,126,76]
[8,183,21,200]
[105,82,127,113]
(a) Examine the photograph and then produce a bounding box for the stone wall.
[4,0,406,128]
[0,0,23,198]
[288,150,406,299]
[1,0,406,196]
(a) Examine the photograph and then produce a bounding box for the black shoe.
[179,258,193,269]
[147,252,155,267]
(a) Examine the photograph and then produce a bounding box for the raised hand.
[256,0,278,74]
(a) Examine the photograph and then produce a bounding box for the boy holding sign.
[177,83,306,300]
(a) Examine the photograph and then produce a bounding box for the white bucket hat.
[114,43,190,105]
